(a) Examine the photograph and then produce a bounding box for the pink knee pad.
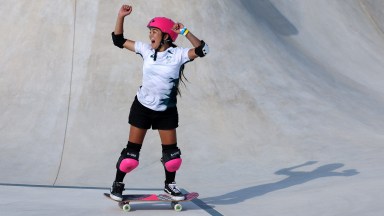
[164,158,182,172]
[119,158,139,173]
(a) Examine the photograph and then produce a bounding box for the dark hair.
[168,42,187,96]
[155,33,188,96]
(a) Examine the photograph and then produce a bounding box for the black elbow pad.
[195,40,209,57]
[111,32,127,49]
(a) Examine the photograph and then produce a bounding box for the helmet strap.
[153,49,158,61]
[153,33,170,61]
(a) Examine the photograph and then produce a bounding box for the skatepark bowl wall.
[1,0,384,215]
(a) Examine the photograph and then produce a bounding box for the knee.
[164,158,182,172]
[119,158,139,173]
[162,148,182,172]
[116,148,140,173]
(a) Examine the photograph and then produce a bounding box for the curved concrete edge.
[1,0,384,215]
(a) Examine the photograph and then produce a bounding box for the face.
[149,28,163,49]
[148,28,170,50]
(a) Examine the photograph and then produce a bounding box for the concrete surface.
[1,0,384,215]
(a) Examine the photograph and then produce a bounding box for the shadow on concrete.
[240,0,298,36]
[202,161,359,205]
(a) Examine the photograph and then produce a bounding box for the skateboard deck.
[104,192,199,212]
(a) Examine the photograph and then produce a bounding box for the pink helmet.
[147,17,178,42]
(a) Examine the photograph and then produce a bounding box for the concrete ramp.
[0,1,74,185]
[1,0,384,215]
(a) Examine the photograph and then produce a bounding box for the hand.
[172,22,185,34]
[118,5,132,18]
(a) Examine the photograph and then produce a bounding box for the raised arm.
[112,5,135,52]
[172,23,209,60]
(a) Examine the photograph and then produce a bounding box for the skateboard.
[104,192,199,212]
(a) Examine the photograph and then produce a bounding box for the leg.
[111,96,151,201]
[158,129,177,145]
[118,125,147,175]
[129,125,148,144]
[115,126,147,181]
[155,109,184,200]
[111,126,147,201]
[159,130,184,200]
[159,129,182,182]
[159,129,181,173]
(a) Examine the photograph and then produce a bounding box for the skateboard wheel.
[122,204,131,212]
[173,203,182,212]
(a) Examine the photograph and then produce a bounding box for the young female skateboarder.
[109,5,209,201]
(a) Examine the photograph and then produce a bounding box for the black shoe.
[110,181,125,201]
[164,182,184,201]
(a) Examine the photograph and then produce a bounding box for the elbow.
[194,40,209,57]
[112,32,127,49]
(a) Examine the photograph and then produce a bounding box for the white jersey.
[134,41,191,111]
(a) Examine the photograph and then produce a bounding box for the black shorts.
[128,96,179,130]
